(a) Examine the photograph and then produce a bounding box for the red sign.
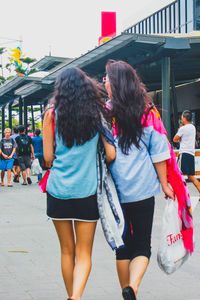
[99,12,116,45]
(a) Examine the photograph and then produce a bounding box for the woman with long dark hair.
[43,67,115,300]
[104,60,174,300]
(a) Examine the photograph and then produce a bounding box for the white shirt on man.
[177,124,196,156]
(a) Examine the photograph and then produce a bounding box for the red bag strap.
[51,109,55,142]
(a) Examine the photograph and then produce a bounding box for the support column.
[31,105,35,133]
[8,103,12,130]
[19,97,23,125]
[40,104,43,115]
[24,103,28,132]
[162,56,171,142]
[1,106,5,138]
[171,71,179,135]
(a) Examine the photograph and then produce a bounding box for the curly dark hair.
[53,67,107,148]
[106,60,146,154]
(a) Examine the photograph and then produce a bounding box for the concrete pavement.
[0,176,200,300]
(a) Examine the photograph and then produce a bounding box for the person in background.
[11,126,20,183]
[16,125,35,185]
[32,129,43,182]
[43,67,114,300]
[0,128,17,187]
[195,126,200,149]
[104,60,174,300]
[173,110,200,198]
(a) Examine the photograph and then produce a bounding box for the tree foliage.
[21,57,36,65]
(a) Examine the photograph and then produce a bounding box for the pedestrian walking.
[173,110,200,198]
[43,67,114,300]
[32,129,43,182]
[104,60,174,300]
[0,128,17,187]
[15,125,35,185]
[195,126,200,149]
[11,126,20,183]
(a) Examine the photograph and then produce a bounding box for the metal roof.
[1,32,200,107]
[32,55,73,71]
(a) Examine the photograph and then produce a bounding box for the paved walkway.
[0,176,200,300]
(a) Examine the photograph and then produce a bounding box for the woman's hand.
[162,184,175,200]
[101,135,116,164]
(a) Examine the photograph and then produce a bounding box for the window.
[170,4,175,32]
[175,1,180,32]
[166,7,170,32]
[155,13,158,33]
[153,14,156,33]
[159,11,163,33]
[149,17,152,34]
[145,19,148,34]
[135,24,139,33]
[180,0,186,32]
[195,0,200,30]
[187,0,194,23]
[142,21,144,34]
[138,22,142,33]
[162,10,165,33]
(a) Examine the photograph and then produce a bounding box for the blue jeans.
[35,153,43,181]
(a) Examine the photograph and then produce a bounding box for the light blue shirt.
[47,130,99,200]
[109,126,170,203]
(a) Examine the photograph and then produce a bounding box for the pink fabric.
[39,169,51,193]
[142,106,194,254]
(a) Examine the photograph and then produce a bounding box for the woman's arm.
[43,109,55,165]
[154,160,175,200]
[101,135,116,164]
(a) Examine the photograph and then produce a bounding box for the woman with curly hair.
[104,60,174,300]
[43,67,115,300]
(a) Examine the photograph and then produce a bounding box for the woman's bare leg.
[71,221,97,300]
[129,256,149,295]
[116,260,130,289]
[53,220,75,298]
[117,256,149,296]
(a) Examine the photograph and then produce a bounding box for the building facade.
[125,0,200,35]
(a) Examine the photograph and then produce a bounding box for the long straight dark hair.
[106,60,146,154]
[53,67,107,148]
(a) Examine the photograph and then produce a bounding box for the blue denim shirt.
[47,129,99,200]
[109,126,170,203]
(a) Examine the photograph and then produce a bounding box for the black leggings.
[116,197,155,261]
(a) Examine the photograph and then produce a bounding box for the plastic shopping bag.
[31,158,42,176]
[157,198,190,275]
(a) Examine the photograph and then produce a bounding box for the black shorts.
[47,192,99,221]
[116,197,155,261]
[178,153,195,176]
[13,158,19,166]
[18,155,32,171]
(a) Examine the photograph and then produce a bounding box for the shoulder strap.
[51,109,55,142]
[11,138,15,146]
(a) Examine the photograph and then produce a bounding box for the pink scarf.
[142,106,194,254]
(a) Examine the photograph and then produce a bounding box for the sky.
[0,0,174,63]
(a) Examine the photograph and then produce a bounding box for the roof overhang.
[1,32,200,107]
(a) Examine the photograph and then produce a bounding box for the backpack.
[17,135,31,155]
